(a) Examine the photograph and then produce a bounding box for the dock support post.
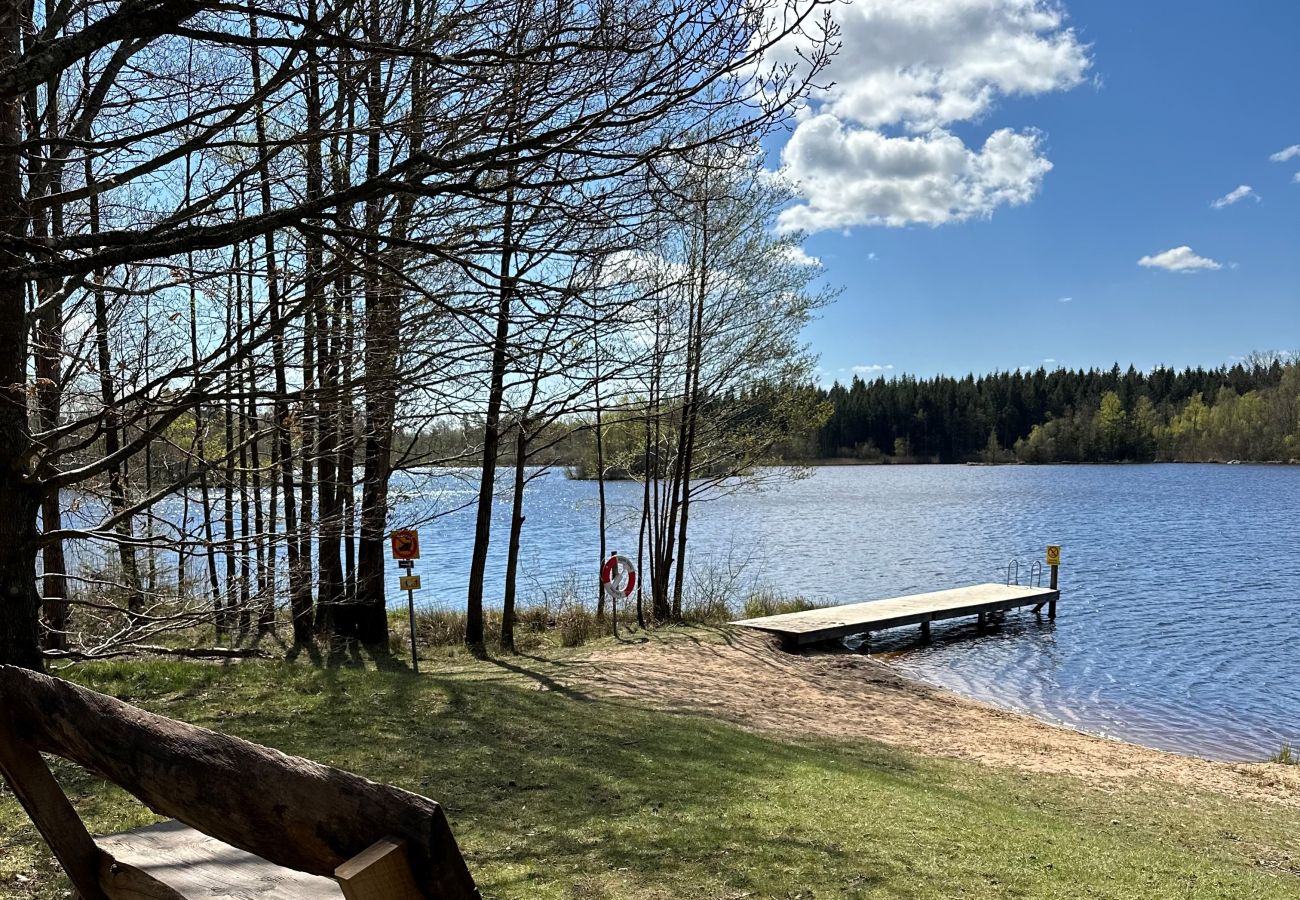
[977,612,987,629]
[920,620,931,643]
[1049,563,1058,619]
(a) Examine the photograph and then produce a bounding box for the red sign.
[390,529,420,560]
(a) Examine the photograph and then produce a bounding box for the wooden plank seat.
[96,820,345,898]
[0,665,479,899]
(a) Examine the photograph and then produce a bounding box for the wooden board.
[336,839,424,900]
[97,820,344,899]
[732,583,1059,647]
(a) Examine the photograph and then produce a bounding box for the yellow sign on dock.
[1046,545,1061,566]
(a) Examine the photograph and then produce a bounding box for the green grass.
[2,647,1298,899]
[1271,743,1297,766]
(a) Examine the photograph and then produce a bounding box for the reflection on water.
[390,463,1299,762]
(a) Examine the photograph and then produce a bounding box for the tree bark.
[500,421,527,653]
[0,0,41,668]
[465,183,515,648]
[354,0,397,646]
[594,334,608,620]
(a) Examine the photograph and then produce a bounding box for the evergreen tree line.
[809,356,1300,464]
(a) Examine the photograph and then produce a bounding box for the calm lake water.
[396,463,1300,762]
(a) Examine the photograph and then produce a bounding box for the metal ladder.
[1005,558,1043,587]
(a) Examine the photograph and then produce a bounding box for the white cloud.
[1058,296,1072,303]
[779,119,1053,231]
[1137,246,1221,273]
[782,0,1093,134]
[1269,144,1300,162]
[850,364,894,376]
[1210,184,1258,209]
[1294,172,1300,184]
[778,244,822,267]
[774,0,1091,232]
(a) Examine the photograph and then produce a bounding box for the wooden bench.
[0,665,479,899]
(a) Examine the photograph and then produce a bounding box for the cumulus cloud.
[1270,145,1300,182]
[778,244,823,267]
[1137,246,1221,273]
[779,118,1053,231]
[850,364,894,376]
[1210,184,1259,209]
[775,0,1091,232]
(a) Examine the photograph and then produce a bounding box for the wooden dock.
[732,583,1059,648]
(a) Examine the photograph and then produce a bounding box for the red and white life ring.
[600,554,637,598]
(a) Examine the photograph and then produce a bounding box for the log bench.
[0,665,479,899]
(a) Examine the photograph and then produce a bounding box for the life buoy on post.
[600,552,636,640]
[600,553,637,599]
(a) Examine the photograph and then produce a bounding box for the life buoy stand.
[600,553,637,598]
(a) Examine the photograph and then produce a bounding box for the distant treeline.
[811,356,1300,464]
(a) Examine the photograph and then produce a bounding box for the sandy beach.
[565,628,1300,807]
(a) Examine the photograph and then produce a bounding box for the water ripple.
[392,463,1299,762]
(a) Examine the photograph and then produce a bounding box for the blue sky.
[777,1,1300,382]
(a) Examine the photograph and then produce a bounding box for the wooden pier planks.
[732,583,1059,647]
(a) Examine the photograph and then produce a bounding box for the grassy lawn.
[2,646,1298,899]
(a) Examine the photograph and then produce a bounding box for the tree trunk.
[295,297,316,638]
[222,281,238,639]
[0,459,42,668]
[466,185,515,648]
[594,334,608,619]
[635,413,651,629]
[0,20,40,662]
[91,167,144,615]
[354,0,396,646]
[500,422,528,653]
[31,42,67,651]
[248,4,301,642]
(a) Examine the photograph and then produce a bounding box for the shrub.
[741,589,818,619]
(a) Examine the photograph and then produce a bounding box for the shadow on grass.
[33,654,1300,900]
[62,659,905,895]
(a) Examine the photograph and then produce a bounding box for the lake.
[397,463,1300,762]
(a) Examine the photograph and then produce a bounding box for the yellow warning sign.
[1046,545,1061,566]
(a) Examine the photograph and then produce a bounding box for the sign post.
[391,530,421,673]
[1045,544,1061,619]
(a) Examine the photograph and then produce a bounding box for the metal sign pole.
[407,572,419,675]
[392,529,422,674]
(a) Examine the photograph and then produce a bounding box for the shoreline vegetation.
[4,631,1298,899]
[537,356,1300,479]
[565,456,1300,480]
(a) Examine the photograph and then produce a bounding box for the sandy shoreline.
[563,627,1300,807]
